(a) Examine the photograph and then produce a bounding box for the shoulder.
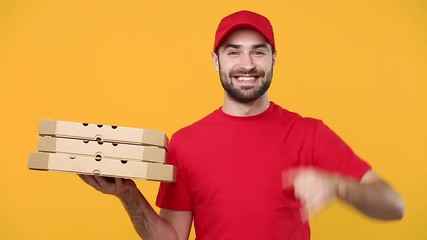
[270,102,322,130]
[170,108,221,142]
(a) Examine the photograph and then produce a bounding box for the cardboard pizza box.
[38,136,166,163]
[39,120,168,149]
[28,152,176,182]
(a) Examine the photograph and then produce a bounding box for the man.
[79,10,404,240]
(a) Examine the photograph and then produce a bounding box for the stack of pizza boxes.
[28,120,176,182]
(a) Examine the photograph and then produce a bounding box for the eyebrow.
[223,43,269,50]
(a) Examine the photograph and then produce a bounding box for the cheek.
[256,59,274,69]
[218,57,238,70]
[218,63,234,75]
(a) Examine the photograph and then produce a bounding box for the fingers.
[78,174,137,198]
[78,174,100,188]
[78,174,117,194]
[282,167,337,222]
[304,190,330,220]
[93,175,113,189]
[298,200,327,223]
[299,205,309,223]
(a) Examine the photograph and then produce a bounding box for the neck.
[222,94,270,117]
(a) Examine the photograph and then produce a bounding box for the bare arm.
[337,170,405,220]
[79,175,192,240]
[284,168,405,221]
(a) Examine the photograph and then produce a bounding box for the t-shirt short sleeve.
[313,121,371,181]
[156,136,193,211]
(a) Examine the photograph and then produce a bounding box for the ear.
[211,52,219,72]
[272,51,277,66]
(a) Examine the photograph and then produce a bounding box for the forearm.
[336,177,405,220]
[119,187,178,240]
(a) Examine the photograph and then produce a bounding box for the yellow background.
[1,0,425,239]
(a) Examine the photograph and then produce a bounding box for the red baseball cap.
[213,10,275,52]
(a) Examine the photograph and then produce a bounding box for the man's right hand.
[78,174,192,239]
[78,174,137,199]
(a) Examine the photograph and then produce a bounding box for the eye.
[253,50,266,56]
[227,50,239,56]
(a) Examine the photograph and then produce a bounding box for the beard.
[219,63,273,103]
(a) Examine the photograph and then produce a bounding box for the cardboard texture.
[38,136,166,163]
[29,119,175,182]
[28,152,176,182]
[39,120,169,149]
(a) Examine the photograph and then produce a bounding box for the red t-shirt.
[157,102,371,240]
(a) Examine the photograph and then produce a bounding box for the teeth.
[237,76,256,81]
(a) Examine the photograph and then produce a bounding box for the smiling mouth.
[234,76,259,82]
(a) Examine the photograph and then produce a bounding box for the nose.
[239,53,255,72]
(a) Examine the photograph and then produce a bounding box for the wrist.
[117,180,138,201]
[332,174,348,200]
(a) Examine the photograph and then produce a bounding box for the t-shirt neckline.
[215,101,277,125]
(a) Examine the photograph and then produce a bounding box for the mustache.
[229,67,265,76]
